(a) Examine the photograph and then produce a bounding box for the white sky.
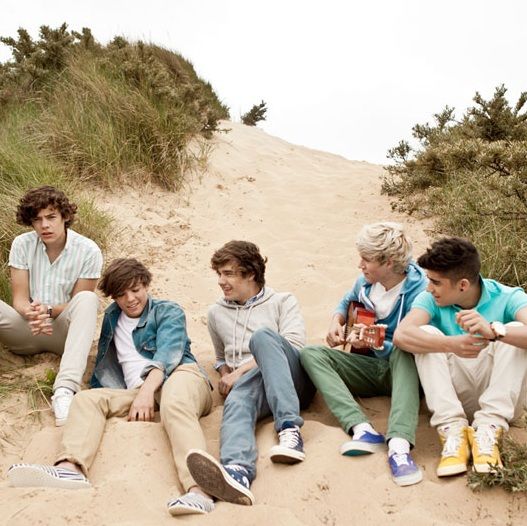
[1,0,525,164]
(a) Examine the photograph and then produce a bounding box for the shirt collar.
[37,229,70,253]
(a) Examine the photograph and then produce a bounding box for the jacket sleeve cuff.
[382,340,394,353]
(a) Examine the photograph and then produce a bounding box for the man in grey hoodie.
[186,240,315,506]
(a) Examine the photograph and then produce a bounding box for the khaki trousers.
[415,324,527,430]
[0,291,99,392]
[56,363,212,491]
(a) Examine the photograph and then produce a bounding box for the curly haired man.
[0,186,102,425]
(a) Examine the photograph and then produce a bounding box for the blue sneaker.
[388,452,423,486]
[270,421,305,464]
[186,449,254,505]
[340,431,386,456]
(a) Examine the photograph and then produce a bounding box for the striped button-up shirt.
[9,229,103,305]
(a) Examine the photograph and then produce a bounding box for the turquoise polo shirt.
[412,278,527,336]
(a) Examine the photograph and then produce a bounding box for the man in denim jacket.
[7,258,215,517]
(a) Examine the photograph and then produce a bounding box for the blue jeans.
[220,328,315,480]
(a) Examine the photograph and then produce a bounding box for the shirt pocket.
[140,337,157,357]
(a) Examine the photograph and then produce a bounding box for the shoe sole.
[393,469,424,487]
[7,466,90,490]
[269,445,305,464]
[168,504,208,516]
[436,463,468,477]
[340,442,385,456]
[186,450,255,506]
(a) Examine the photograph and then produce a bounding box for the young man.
[186,240,315,506]
[394,237,527,477]
[300,222,427,486]
[0,186,102,425]
[7,258,215,516]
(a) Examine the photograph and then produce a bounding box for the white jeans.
[0,291,99,392]
[415,324,527,430]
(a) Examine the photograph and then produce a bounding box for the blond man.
[300,222,427,486]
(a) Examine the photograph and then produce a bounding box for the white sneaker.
[51,387,74,426]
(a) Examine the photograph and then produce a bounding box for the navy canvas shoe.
[186,449,255,506]
[388,452,423,486]
[270,421,306,464]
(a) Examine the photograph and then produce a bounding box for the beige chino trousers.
[415,324,527,431]
[56,363,213,492]
[0,291,99,392]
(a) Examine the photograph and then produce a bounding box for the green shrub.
[0,24,229,189]
[382,85,527,288]
[241,100,267,126]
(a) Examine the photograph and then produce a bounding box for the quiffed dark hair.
[211,240,267,287]
[417,237,480,283]
[16,186,77,228]
[98,258,152,298]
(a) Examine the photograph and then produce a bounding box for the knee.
[249,327,277,353]
[223,389,246,416]
[70,389,100,411]
[71,290,99,309]
[300,345,326,366]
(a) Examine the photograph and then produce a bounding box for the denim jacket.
[90,296,201,389]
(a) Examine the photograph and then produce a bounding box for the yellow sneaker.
[436,425,470,477]
[468,425,503,473]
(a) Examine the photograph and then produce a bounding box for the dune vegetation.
[383,85,527,288]
[0,24,229,300]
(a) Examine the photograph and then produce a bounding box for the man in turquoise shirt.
[394,237,527,480]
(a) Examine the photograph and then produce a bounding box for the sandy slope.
[1,122,526,525]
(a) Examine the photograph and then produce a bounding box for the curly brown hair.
[16,186,78,228]
[211,240,267,287]
[98,258,153,298]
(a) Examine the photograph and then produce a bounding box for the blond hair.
[356,222,412,274]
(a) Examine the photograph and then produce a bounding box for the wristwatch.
[46,305,53,319]
[490,321,506,341]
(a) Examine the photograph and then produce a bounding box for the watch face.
[492,322,506,338]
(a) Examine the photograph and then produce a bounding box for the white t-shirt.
[369,279,406,320]
[114,312,152,389]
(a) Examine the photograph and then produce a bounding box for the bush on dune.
[382,85,527,288]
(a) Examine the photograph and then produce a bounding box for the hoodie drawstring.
[231,304,255,369]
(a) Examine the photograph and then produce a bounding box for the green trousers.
[300,346,419,445]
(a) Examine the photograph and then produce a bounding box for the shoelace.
[475,426,497,455]
[441,431,462,458]
[391,453,410,467]
[278,427,301,449]
[225,464,250,487]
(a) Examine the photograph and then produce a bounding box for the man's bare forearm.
[393,325,448,354]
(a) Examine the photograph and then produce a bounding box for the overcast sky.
[1,1,525,164]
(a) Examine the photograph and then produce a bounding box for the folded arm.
[394,308,487,358]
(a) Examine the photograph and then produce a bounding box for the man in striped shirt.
[0,186,102,425]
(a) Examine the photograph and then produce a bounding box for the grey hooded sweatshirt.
[207,287,306,370]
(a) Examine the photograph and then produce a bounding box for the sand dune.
[1,122,525,525]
